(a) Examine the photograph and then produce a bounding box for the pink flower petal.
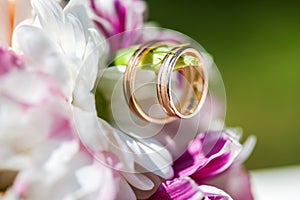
[0,47,24,76]
[149,177,232,200]
[173,130,242,180]
[149,178,199,200]
[90,0,146,51]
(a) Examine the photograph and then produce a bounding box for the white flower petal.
[65,2,95,33]
[7,138,122,200]
[31,0,64,44]
[0,96,51,151]
[117,130,174,179]
[61,13,86,59]
[15,25,72,97]
[122,172,154,191]
[116,176,136,200]
[73,107,109,151]
[236,135,257,164]
[0,70,55,104]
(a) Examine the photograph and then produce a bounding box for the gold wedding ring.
[123,41,208,124]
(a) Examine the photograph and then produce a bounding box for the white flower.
[9,141,123,200]
[0,0,122,199]
[0,0,175,199]
[15,0,105,100]
[0,48,89,198]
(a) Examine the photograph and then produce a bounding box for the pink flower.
[173,130,242,179]
[91,0,146,36]
[0,48,72,172]
[0,47,123,200]
[150,130,256,200]
[90,0,146,51]
[149,177,232,200]
[10,142,122,200]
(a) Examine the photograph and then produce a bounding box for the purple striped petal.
[113,0,126,33]
[90,0,146,51]
[149,178,198,200]
[149,177,232,200]
[173,130,242,180]
[198,185,233,200]
[91,0,145,36]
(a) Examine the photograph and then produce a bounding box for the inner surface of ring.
[172,50,206,117]
[157,46,208,119]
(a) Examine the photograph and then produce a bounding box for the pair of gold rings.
[123,41,208,124]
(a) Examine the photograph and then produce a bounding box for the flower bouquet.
[0,0,256,199]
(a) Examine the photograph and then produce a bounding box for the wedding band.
[157,46,208,119]
[123,41,176,124]
[123,40,208,124]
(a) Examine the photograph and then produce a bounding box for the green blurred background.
[147,0,300,169]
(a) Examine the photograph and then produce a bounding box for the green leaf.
[95,88,111,123]
[110,44,198,74]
